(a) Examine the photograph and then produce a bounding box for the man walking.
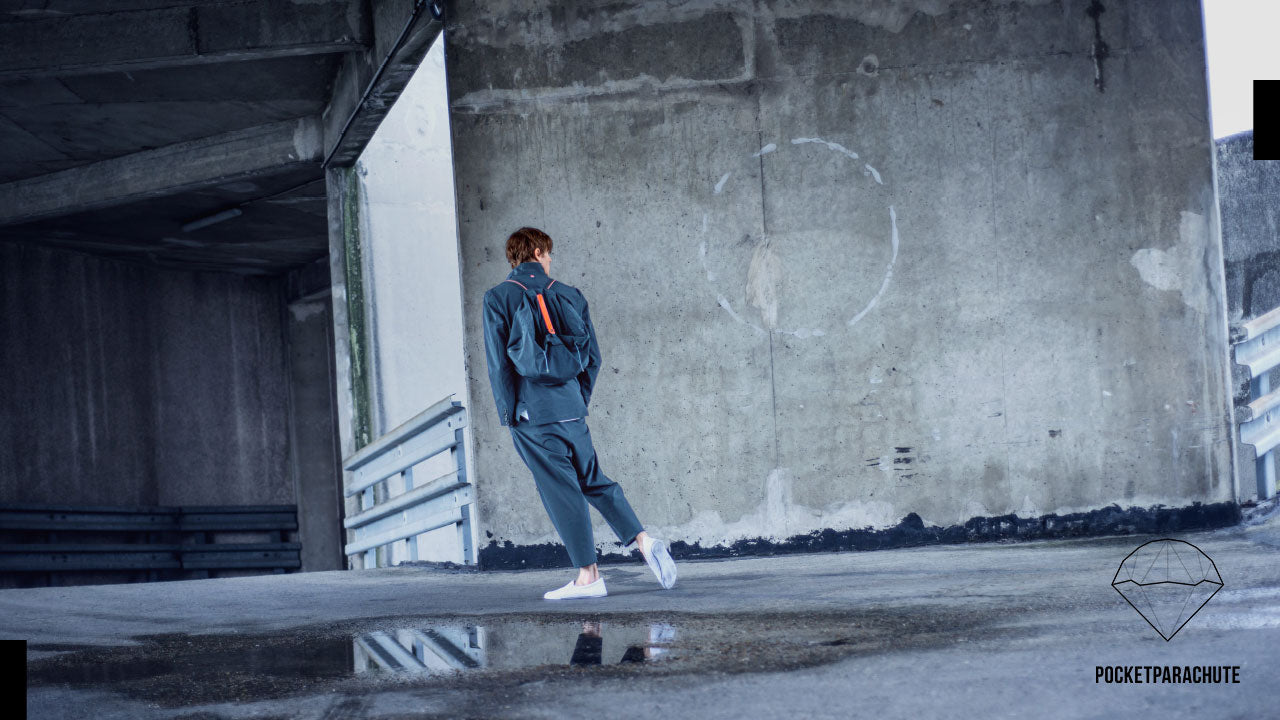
[482,227,677,600]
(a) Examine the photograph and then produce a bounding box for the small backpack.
[503,277,591,385]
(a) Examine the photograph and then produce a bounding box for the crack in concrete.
[1086,0,1110,93]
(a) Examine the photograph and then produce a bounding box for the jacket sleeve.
[576,289,603,408]
[482,289,519,426]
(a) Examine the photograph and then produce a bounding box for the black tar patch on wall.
[477,501,1242,571]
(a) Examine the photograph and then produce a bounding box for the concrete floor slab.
[5,514,1278,718]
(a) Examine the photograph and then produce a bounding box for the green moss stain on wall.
[340,166,373,449]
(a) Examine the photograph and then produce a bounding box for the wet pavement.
[5,512,1280,718]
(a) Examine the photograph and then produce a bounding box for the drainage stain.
[28,607,1016,709]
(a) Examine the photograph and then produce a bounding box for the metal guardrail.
[1231,306,1280,500]
[0,504,300,577]
[341,394,474,567]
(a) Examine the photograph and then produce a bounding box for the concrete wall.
[0,241,293,506]
[444,0,1239,568]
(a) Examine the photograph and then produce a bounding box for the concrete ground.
[5,512,1279,719]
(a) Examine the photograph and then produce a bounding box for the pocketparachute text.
[1095,665,1240,684]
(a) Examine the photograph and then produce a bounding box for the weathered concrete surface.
[6,515,1279,718]
[0,117,324,227]
[284,259,345,573]
[0,0,369,77]
[0,0,347,272]
[0,228,346,587]
[0,242,293,515]
[0,0,430,274]
[446,0,1236,567]
[321,0,442,167]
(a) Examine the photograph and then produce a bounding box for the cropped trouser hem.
[509,418,645,567]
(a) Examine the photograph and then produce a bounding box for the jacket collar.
[507,261,549,283]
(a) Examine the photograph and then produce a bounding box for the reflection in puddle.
[30,619,681,694]
[570,621,673,667]
[28,608,984,710]
[352,621,678,675]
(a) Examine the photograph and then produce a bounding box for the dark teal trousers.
[509,417,645,567]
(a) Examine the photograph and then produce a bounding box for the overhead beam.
[321,0,443,168]
[0,117,323,227]
[0,0,370,77]
[3,2,241,19]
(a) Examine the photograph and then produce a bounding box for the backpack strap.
[542,279,560,333]
[504,277,556,335]
[536,294,556,335]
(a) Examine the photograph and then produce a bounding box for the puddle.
[27,608,1009,708]
[27,617,684,706]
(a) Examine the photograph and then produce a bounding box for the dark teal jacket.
[482,261,602,426]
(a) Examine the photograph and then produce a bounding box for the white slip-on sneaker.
[639,535,678,590]
[543,576,607,600]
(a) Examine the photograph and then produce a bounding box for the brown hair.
[505,226,553,268]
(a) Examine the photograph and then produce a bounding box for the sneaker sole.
[645,540,677,589]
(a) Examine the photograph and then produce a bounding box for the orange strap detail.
[504,278,557,333]
[536,293,556,334]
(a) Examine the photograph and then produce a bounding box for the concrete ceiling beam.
[321,0,443,168]
[3,1,249,19]
[0,0,370,77]
[0,116,322,226]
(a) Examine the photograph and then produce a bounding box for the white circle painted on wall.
[699,136,900,338]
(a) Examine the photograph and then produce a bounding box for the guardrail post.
[361,486,376,569]
[452,426,474,565]
[1253,373,1277,499]
[403,466,418,562]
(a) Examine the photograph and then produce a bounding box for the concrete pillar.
[284,266,346,571]
[325,164,376,568]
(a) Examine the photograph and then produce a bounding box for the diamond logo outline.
[1111,538,1223,642]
